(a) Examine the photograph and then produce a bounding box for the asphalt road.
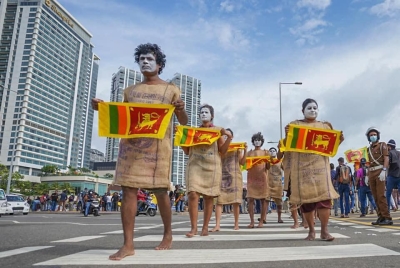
[1,210,400,268]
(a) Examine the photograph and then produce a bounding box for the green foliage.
[0,163,25,193]
[41,165,60,175]
[104,173,113,178]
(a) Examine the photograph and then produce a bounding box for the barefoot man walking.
[92,43,188,260]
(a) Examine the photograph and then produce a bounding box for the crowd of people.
[89,43,399,261]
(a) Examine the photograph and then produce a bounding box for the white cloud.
[220,0,235,12]
[297,0,331,10]
[290,1,332,45]
[370,0,400,17]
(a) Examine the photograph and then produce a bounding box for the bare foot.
[185,229,197,238]
[256,222,264,228]
[290,223,299,229]
[200,229,209,236]
[109,246,135,261]
[301,222,309,229]
[209,227,220,232]
[320,233,335,241]
[304,232,315,241]
[155,234,172,250]
[234,226,239,230]
[247,223,254,228]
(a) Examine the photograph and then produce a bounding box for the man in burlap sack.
[365,127,392,225]
[247,132,270,228]
[210,128,247,232]
[283,98,343,241]
[182,104,232,237]
[266,147,284,223]
[92,43,188,260]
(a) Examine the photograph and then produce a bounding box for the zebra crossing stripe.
[33,244,399,266]
[173,227,322,232]
[0,246,53,259]
[135,233,349,241]
[51,236,105,243]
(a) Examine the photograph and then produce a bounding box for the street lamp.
[279,82,302,140]
[0,83,18,194]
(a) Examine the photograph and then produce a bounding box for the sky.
[58,0,400,167]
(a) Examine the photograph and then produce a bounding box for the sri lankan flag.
[98,102,175,139]
[344,147,369,163]
[228,142,246,152]
[280,124,341,157]
[174,125,221,147]
[241,156,271,170]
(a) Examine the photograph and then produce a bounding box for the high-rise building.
[89,148,104,169]
[104,67,143,162]
[0,0,99,182]
[170,73,201,186]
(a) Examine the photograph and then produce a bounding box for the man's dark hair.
[251,132,264,146]
[225,128,234,137]
[134,43,166,74]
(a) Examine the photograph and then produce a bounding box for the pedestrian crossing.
[2,213,400,266]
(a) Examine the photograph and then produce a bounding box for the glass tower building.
[170,73,201,186]
[0,0,99,182]
[105,66,143,162]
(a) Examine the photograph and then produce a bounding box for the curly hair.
[251,132,264,146]
[134,43,166,74]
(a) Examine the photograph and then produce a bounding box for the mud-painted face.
[139,53,158,73]
[254,140,262,147]
[303,102,319,120]
[200,107,212,122]
[269,149,277,157]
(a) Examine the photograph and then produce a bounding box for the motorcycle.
[136,196,157,217]
[81,198,100,217]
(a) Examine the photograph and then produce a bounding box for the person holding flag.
[91,43,188,260]
[182,104,232,238]
[210,129,247,232]
[282,98,343,241]
[246,132,270,228]
[266,147,284,223]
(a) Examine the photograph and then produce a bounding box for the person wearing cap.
[365,127,392,225]
[356,158,377,217]
[386,139,400,214]
[334,157,352,218]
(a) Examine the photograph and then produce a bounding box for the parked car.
[0,189,6,217]
[4,194,30,215]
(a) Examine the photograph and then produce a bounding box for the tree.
[0,164,25,193]
[59,182,75,194]
[33,182,50,196]
[50,182,60,190]
[104,173,114,178]
[41,165,59,176]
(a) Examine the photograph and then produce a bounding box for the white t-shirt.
[106,196,112,202]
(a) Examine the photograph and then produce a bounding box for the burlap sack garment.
[246,149,269,199]
[283,120,339,205]
[267,163,283,200]
[113,83,180,189]
[217,150,243,205]
[186,126,222,197]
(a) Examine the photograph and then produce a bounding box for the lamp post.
[0,83,18,194]
[279,82,302,140]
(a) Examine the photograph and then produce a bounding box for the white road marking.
[33,244,398,266]
[199,223,293,227]
[51,236,105,243]
[350,226,374,229]
[173,227,322,232]
[366,228,397,233]
[337,222,357,226]
[0,246,53,259]
[135,233,349,242]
